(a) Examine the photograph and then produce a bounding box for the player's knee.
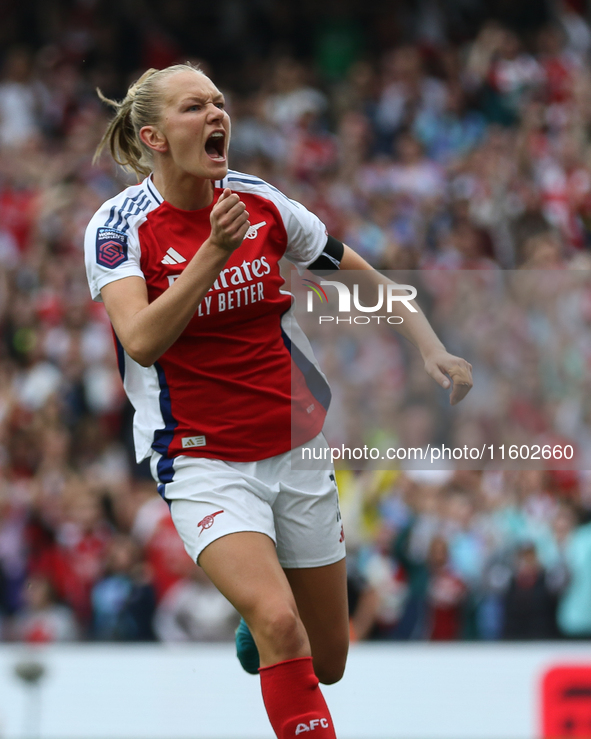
[254,606,306,655]
[314,651,347,685]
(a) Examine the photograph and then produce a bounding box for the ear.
[139,125,168,153]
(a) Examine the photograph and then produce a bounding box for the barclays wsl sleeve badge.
[96,228,129,269]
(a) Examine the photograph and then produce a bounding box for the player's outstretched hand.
[424,350,473,405]
[209,188,250,253]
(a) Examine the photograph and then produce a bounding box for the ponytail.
[94,63,204,179]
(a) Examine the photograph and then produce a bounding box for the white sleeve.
[280,198,328,273]
[84,203,145,302]
[221,172,328,272]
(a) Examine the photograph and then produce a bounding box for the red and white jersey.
[84,171,330,465]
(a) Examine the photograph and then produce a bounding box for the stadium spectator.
[424,536,467,641]
[502,543,560,640]
[10,574,78,642]
[153,566,238,643]
[355,522,409,640]
[557,513,591,638]
[91,534,156,641]
[0,47,40,147]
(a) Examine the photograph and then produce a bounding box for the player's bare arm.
[101,188,249,367]
[339,244,473,405]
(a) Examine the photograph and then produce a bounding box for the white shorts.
[150,434,346,568]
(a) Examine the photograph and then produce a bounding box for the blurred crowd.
[341,468,591,641]
[2,0,591,643]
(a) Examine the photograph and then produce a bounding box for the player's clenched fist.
[209,188,250,252]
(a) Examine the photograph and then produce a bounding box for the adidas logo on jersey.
[161,247,187,265]
[295,719,330,734]
[182,435,206,448]
[245,221,267,239]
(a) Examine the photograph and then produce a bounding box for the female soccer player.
[85,63,472,739]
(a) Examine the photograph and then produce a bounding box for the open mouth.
[205,131,226,161]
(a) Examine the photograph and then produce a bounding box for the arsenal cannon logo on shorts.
[197,510,224,536]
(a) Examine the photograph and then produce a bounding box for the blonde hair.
[94,63,205,179]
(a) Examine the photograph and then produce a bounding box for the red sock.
[259,657,337,739]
